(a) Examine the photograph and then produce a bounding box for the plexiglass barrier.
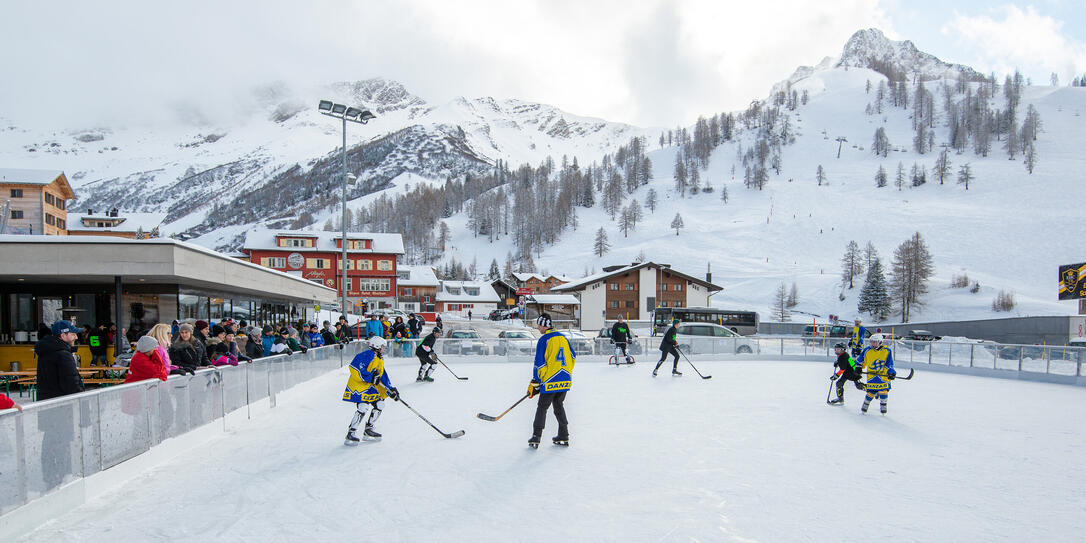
[0,341,364,517]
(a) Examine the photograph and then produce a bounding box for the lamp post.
[318,100,376,322]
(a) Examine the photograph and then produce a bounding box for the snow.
[15,359,1086,542]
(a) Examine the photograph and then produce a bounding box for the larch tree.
[888,232,935,322]
[841,240,865,289]
[670,213,684,236]
[594,227,610,257]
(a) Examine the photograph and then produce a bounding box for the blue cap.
[51,320,79,335]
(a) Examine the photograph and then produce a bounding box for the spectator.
[365,315,382,339]
[0,392,22,411]
[208,341,239,366]
[88,323,110,367]
[287,328,307,353]
[307,324,325,348]
[169,323,209,373]
[210,324,227,343]
[80,324,92,345]
[435,314,443,330]
[126,323,143,345]
[148,323,183,375]
[242,331,263,359]
[270,328,293,355]
[171,320,180,337]
[408,313,423,337]
[125,336,169,383]
[194,320,211,347]
[226,330,252,362]
[261,325,276,356]
[36,320,85,400]
[321,321,336,345]
[468,309,472,321]
[380,315,392,339]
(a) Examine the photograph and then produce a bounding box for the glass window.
[378,260,392,271]
[674,301,682,308]
[625,283,635,290]
[625,301,636,308]
[9,293,35,333]
[359,260,373,270]
[403,287,413,296]
[10,189,22,198]
[609,283,618,290]
[675,284,683,291]
[609,301,619,308]
[10,210,23,219]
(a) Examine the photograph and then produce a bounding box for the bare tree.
[772,282,791,322]
[670,213,684,236]
[841,240,865,289]
[593,227,610,257]
[889,232,934,322]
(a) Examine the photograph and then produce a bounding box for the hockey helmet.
[869,333,884,345]
[368,336,388,350]
[833,343,846,351]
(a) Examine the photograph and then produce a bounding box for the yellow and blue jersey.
[848,325,867,349]
[343,350,393,403]
[533,331,575,393]
[858,345,894,391]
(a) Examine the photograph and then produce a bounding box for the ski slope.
[17,359,1086,542]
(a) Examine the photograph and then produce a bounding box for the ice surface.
[16,359,1086,542]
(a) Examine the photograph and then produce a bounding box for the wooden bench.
[81,378,126,387]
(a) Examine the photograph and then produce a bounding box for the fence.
[0,341,365,520]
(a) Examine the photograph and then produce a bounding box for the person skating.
[343,336,399,444]
[415,327,442,382]
[857,333,896,414]
[654,318,682,377]
[848,318,868,358]
[527,314,575,448]
[828,343,864,405]
[610,314,635,364]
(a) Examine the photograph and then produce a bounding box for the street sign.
[516,288,532,295]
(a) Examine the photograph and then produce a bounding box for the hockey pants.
[835,374,863,400]
[861,383,889,411]
[657,346,679,368]
[532,391,568,440]
[614,342,631,363]
[348,400,383,431]
[416,352,436,379]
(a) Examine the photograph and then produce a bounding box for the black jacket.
[35,335,85,400]
[415,331,439,358]
[659,325,679,351]
[611,322,634,344]
[244,336,263,359]
[321,328,336,346]
[391,322,410,339]
[169,338,208,372]
[835,351,862,380]
[88,329,109,355]
[408,317,423,337]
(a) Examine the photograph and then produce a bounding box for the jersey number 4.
[556,348,567,367]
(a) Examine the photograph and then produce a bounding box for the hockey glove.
[854,381,866,391]
[887,368,897,380]
[386,387,400,401]
[527,382,540,398]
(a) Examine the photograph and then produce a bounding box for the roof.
[0,168,74,199]
[552,262,722,292]
[524,294,580,305]
[67,212,168,233]
[437,280,500,303]
[397,265,439,287]
[242,229,405,255]
[512,272,573,283]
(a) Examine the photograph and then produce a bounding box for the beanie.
[195,320,209,331]
[136,335,158,353]
[210,324,226,337]
[179,323,194,333]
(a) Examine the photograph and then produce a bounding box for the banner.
[1059,262,1086,300]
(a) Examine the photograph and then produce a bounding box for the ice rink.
[17,358,1086,542]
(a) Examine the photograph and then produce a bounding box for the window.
[675,284,683,291]
[307,258,330,269]
[609,283,618,290]
[423,295,431,303]
[357,278,391,292]
[57,218,65,229]
[625,283,635,290]
[359,260,373,271]
[45,193,54,205]
[448,304,460,311]
[377,260,392,271]
[403,287,413,296]
[347,239,369,250]
[278,238,312,247]
[10,210,23,219]
[447,287,461,295]
[465,288,479,296]
[10,189,22,198]
[45,213,55,226]
[660,284,667,291]
[57,199,65,210]
[674,301,682,308]
[660,301,668,307]
[625,301,636,308]
[267,257,286,268]
[609,301,619,308]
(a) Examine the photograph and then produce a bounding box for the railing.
[0,341,366,518]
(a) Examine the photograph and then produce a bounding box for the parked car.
[905,330,941,341]
[488,308,520,321]
[442,329,491,355]
[558,330,594,355]
[676,323,757,354]
[802,324,849,346]
[595,327,643,355]
[494,330,536,356]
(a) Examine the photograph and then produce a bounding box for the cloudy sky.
[2,0,1083,129]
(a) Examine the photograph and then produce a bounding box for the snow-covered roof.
[398,265,439,287]
[525,294,580,305]
[552,262,722,292]
[512,272,574,283]
[68,212,167,233]
[242,229,405,254]
[0,168,66,185]
[437,280,500,303]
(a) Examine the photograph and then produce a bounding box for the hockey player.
[343,336,399,444]
[610,315,635,364]
[527,314,575,448]
[848,318,868,358]
[654,318,682,377]
[828,343,864,405]
[415,327,442,382]
[856,333,896,414]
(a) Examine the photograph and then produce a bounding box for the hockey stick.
[859,368,915,380]
[476,393,530,422]
[826,372,838,404]
[675,347,712,379]
[431,354,469,380]
[396,397,465,438]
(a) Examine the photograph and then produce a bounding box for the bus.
[653,307,760,336]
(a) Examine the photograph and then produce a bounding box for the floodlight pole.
[341,114,348,321]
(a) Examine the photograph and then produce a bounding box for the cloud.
[942,4,1086,83]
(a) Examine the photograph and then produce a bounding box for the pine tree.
[673,153,688,196]
[933,148,951,184]
[645,188,658,214]
[488,259,500,280]
[816,164,826,186]
[874,165,888,188]
[594,227,610,257]
[670,213,684,236]
[841,240,864,289]
[857,258,892,320]
[895,162,905,191]
[720,185,729,204]
[957,163,974,190]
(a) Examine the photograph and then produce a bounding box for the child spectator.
[125,336,169,383]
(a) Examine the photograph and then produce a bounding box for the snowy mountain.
[835,28,987,82]
[0,78,653,244]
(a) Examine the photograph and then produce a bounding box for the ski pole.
[431,354,469,380]
[675,347,712,379]
[476,393,530,422]
[395,396,465,438]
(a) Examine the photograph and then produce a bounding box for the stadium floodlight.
[345,107,363,119]
[359,110,376,122]
[318,100,334,112]
[331,103,347,115]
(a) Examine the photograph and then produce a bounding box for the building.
[490,278,518,308]
[510,272,573,294]
[436,280,500,316]
[396,265,439,318]
[522,293,581,328]
[551,262,722,331]
[242,229,404,313]
[0,168,74,235]
[67,209,167,239]
[0,235,337,370]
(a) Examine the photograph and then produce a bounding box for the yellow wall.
[0,344,117,371]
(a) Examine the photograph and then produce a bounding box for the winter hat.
[210,342,229,355]
[136,335,158,353]
[279,328,290,336]
[51,320,79,335]
[672,318,681,324]
[210,324,226,337]
[179,323,194,333]
[195,320,209,331]
[262,325,274,334]
[536,314,552,329]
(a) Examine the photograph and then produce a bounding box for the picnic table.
[0,368,125,399]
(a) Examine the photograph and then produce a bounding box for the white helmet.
[870,333,885,344]
[368,336,387,350]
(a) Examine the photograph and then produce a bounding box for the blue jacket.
[261,334,275,356]
[532,330,575,393]
[365,319,384,338]
[343,350,393,403]
[307,331,325,348]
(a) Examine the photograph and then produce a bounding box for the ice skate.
[828,397,844,405]
[363,426,382,441]
[528,435,541,449]
[672,369,682,376]
[423,376,434,382]
[552,436,569,447]
[344,429,360,446]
